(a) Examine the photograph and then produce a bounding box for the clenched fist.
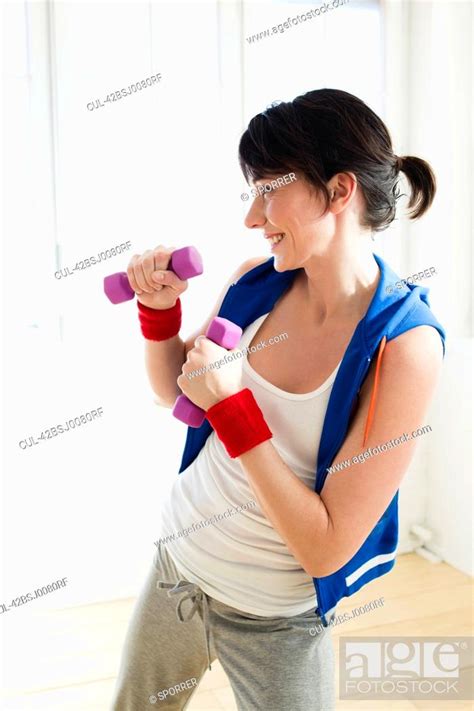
[127,245,188,310]
[177,336,243,410]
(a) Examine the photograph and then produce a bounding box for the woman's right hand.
[126,245,189,310]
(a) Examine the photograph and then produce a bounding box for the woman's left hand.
[177,336,243,411]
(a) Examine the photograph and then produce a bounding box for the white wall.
[382,0,473,573]
[3,0,240,607]
[425,339,473,575]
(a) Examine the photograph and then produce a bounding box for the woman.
[112,88,445,710]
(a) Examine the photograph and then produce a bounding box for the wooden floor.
[2,553,472,710]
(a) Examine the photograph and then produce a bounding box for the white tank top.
[159,313,341,616]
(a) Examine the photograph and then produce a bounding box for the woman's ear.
[328,172,357,213]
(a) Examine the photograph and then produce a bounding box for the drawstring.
[157,580,212,671]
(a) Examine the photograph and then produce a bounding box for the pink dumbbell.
[172,317,243,428]
[103,246,203,304]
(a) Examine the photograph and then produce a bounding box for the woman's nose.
[244,198,266,230]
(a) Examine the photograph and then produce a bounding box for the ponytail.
[398,155,436,220]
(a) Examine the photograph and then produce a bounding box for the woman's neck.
[295,245,380,326]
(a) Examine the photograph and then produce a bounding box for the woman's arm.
[237,325,443,577]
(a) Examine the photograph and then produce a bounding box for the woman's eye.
[251,184,277,198]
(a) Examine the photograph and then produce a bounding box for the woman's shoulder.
[374,325,444,401]
[386,325,444,367]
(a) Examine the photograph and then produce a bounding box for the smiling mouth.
[266,233,285,246]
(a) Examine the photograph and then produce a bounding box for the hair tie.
[396,155,404,172]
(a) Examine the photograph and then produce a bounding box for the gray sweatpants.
[111,543,335,710]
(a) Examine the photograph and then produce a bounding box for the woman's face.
[244,171,336,272]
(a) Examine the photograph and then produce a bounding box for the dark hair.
[238,88,436,232]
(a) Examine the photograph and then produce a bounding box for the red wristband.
[205,388,272,458]
[137,298,182,341]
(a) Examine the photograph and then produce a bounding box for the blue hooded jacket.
[177,254,446,626]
